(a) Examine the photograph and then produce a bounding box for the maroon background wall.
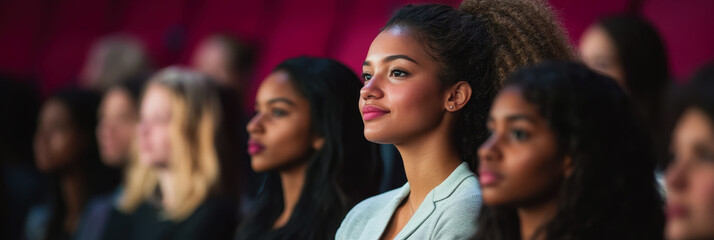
[550,0,714,81]
[0,0,712,108]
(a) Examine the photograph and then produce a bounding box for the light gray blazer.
[336,162,481,240]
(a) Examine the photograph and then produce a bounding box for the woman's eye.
[362,73,372,82]
[271,109,288,117]
[510,129,529,141]
[695,146,714,163]
[390,69,408,78]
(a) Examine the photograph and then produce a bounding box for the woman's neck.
[394,120,462,213]
[273,162,308,229]
[517,197,559,240]
[59,168,87,234]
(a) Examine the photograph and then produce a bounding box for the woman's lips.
[666,203,689,220]
[362,105,390,121]
[247,140,264,155]
[478,169,503,186]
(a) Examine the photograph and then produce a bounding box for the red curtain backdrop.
[0,0,712,105]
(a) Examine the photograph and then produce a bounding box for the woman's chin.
[363,133,393,145]
[250,158,273,173]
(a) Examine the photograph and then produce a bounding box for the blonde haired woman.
[102,67,237,240]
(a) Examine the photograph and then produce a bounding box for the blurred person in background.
[191,33,258,215]
[101,67,236,240]
[236,56,381,239]
[665,62,714,240]
[95,80,144,169]
[191,33,255,98]
[79,34,151,91]
[74,78,145,240]
[476,62,664,240]
[27,89,119,240]
[580,15,671,167]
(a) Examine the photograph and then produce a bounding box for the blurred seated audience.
[101,67,237,240]
[79,34,151,91]
[191,34,258,211]
[27,88,119,240]
[74,78,145,240]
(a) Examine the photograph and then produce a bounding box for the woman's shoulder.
[434,173,481,218]
[432,162,480,204]
[25,204,50,240]
[448,174,480,199]
[426,176,481,239]
[336,185,406,239]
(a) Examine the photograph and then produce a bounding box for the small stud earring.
[449,106,454,109]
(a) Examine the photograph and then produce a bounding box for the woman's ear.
[563,155,574,178]
[445,81,472,112]
[312,136,325,150]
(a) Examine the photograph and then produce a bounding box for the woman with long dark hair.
[476,62,664,240]
[74,78,145,240]
[665,62,714,240]
[235,56,381,239]
[27,89,119,240]
[337,1,573,238]
[580,15,671,166]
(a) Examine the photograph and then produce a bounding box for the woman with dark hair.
[476,62,664,240]
[337,1,573,238]
[236,56,381,239]
[580,15,671,165]
[74,78,144,240]
[665,62,714,240]
[27,88,119,240]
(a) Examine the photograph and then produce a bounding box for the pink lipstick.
[666,204,689,220]
[362,105,390,121]
[247,140,264,155]
[478,169,503,186]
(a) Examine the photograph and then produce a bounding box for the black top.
[101,197,237,240]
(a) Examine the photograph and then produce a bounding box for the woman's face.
[97,88,138,167]
[192,38,232,86]
[580,25,626,89]
[478,87,570,207]
[34,100,81,172]
[137,84,173,168]
[666,107,714,240]
[360,27,447,144]
[246,71,322,172]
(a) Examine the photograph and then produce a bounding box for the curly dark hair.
[235,56,382,240]
[383,1,574,170]
[459,0,575,86]
[475,62,664,240]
